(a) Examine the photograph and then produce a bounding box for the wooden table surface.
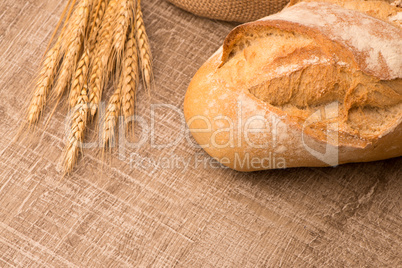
[0,0,401,266]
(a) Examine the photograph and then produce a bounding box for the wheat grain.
[63,85,89,173]
[121,27,139,121]
[27,40,62,125]
[103,81,121,148]
[53,0,90,99]
[135,0,153,92]
[89,0,117,117]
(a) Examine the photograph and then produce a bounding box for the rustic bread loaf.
[183,1,402,171]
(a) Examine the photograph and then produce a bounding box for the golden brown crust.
[184,1,402,171]
[221,2,402,80]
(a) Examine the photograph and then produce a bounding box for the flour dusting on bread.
[258,2,402,79]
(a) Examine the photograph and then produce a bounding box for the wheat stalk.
[63,85,89,173]
[89,0,117,117]
[53,0,90,99]
[135,0,153,92]
[26,0,153,173]
[121,26,139,122]
[103,81,121,148]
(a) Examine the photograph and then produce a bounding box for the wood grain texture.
[0,0,401,267]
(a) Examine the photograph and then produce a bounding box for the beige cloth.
[167,0,290,22]
[0,0,401,266]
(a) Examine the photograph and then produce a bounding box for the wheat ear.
[69,48,90,108]
[89,0,108,47]
[53,0,90,99]
[103,81,121,148]
[70,0,111,109]
[135,0,153,92]
[121,27,139,123]
[112,0,135,55]
[26,0,75,125]
[89,0,117,117]
[27,39,62,125]
[63,85,89,173]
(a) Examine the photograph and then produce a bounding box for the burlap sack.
[166,0,290,22]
